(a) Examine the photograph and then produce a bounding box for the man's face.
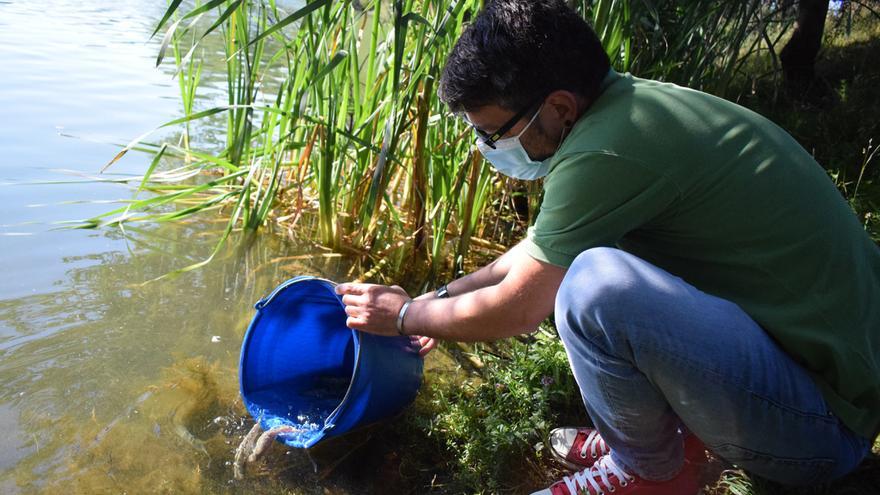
[464,89,586,163]
[464,102,560,162]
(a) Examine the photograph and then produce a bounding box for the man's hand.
[335,283,411,337]
[413,336,436,357]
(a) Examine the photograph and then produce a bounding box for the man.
[335,1,880,493]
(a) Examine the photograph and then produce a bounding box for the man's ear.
[544,90,582,126]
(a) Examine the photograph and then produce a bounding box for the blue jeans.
[555,247,871,485]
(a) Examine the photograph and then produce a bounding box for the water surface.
[0,1,359,492]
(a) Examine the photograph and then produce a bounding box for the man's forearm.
[336,244,564,341]
[407,280,546,342]
[439,240,528,297]
[405,245,564,342]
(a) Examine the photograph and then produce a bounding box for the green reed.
[86,0,781,280]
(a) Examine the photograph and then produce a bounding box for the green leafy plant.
[418,328,581,491]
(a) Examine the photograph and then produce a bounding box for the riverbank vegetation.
[89,0,879,492]
[91,0,819,283]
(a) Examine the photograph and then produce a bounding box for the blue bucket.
[239,276,424,449]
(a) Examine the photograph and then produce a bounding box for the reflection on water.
[0,221,361,494]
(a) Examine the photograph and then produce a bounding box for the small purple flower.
[494,382,506,391]
[541,375,554,387]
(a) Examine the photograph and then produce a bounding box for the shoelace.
[578,430,608,460]
[563,455,635,495]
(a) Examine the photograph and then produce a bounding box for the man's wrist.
[396,299,413,336]
[435,283,451,299]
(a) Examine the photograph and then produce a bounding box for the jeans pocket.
[711,443,836,486]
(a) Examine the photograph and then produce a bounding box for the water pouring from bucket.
[236,276,424,475]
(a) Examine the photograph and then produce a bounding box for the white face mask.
[475,104,552,180]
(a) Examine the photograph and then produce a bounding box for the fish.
[247,425,299,463]
[89,390,153,449]
[233,421,263,480]
[172,422,208,456]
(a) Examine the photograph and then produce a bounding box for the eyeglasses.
[467,99,542,149]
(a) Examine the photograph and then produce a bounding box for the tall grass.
[86,0,785,280]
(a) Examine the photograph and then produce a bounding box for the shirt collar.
[599,68,622,93]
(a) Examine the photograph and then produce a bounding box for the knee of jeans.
[555,247,639,345]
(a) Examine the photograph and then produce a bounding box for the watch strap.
[435,284,450,299]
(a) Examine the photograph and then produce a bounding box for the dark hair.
[439,0,611,113]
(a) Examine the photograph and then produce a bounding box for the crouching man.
[336,1,880,493]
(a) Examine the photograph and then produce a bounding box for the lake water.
[0,1,365,493]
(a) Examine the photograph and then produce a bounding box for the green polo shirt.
[523,71,880,439]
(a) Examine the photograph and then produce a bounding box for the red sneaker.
[530,454,700,495]
[548,427,708,470]
[548,427,611,470]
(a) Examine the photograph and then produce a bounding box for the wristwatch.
[435,284,451,299]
